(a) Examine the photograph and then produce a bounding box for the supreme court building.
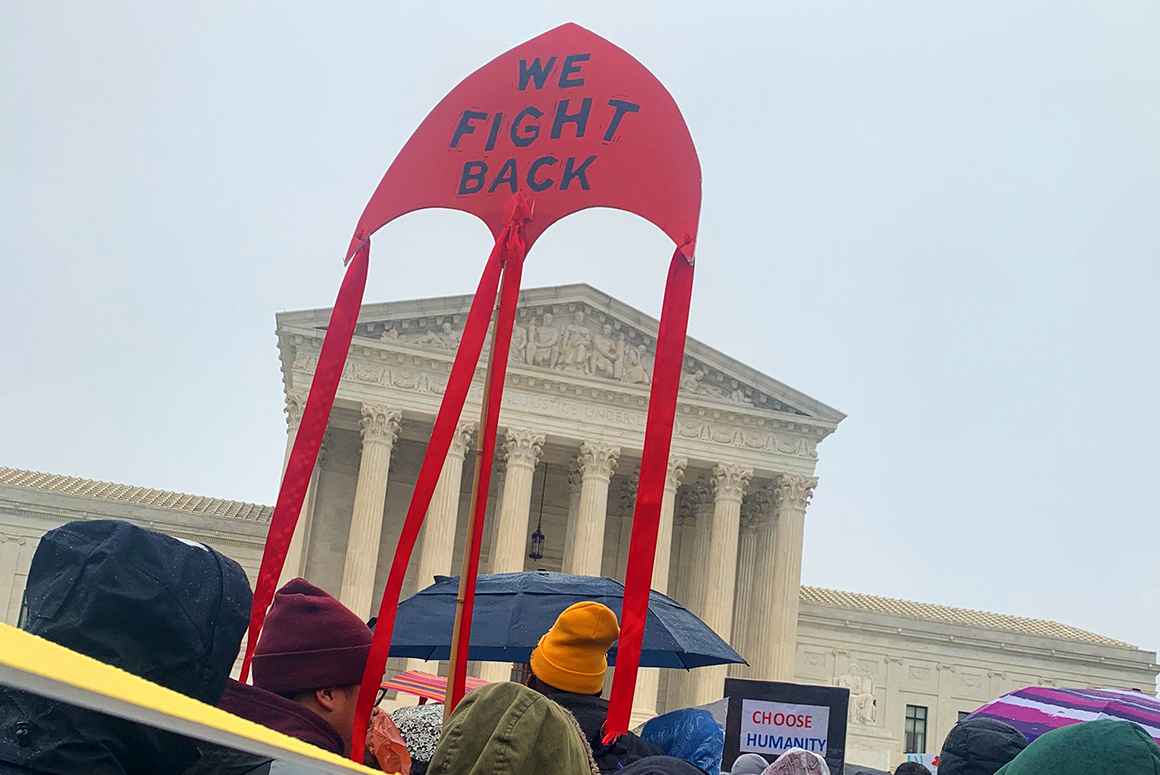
[271,284,838,714]
[1,284,1155,769]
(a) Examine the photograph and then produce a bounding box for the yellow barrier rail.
[0,623,389,774]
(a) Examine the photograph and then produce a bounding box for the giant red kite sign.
[349,21,700,252]
[240,23,702,757]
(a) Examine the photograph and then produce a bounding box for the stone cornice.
[798,609,1159,674]
[0,496,269,541]
[275,284,846,424]
[281,335,827,472]
[278,318,841,437]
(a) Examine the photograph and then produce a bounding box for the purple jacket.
[218,679,345,755]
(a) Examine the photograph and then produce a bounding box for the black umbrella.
[387,571,745,669]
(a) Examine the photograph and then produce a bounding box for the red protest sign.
[240,24,702,758]
[349,22,700,252]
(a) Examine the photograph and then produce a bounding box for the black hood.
[938,716,1028,775]
[0,519,252,774]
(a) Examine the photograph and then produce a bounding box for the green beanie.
[428,682,597,775]
[995,719,1160,775]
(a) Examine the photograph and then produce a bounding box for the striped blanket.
[380,670,489,704]
[971,687,1160,743]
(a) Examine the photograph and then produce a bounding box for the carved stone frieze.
[837,663,879,726]
[350,302,809,415]
[289,345,822,460]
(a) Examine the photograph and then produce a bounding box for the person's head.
[640,708,723,773]
[251,578,372,753]
[993,719,1160,775]
[731,753,770,775]
[763,747,830,775]
[938,716,1027,775]
[429,682,597,775]
[13,519,251,772]
[616,756,707,774]
[391,703,444,767]
[22,519,251,701]
[892,763,931,775]
[528,601,620,696]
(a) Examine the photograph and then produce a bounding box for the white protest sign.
[739,698,830,758]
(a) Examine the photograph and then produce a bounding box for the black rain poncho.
[0,519,251,774]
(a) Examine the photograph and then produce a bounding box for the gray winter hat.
[732,753,771,774]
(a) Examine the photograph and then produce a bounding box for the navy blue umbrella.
[386,571,745,669]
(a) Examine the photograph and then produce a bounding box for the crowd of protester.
[1,519,1157,775]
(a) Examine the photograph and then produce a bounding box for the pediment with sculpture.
[348,302,808,416]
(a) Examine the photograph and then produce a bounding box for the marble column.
[750,474,817,681]
[613,469,639,580]
[570,441,620,576]
[407,422,474,673]
[632,456,686,724]
[731,485,774,678]
[478,427,544,684]
[485,458,507,571]
[667,479,714,711]
[561,463,582,572]
[729,507,759,676]
[339,403,401,619]
[278,392,322,586]
[691,463,752,705]
[489,428,546,573]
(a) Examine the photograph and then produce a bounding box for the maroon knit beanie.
[252,578,372,696]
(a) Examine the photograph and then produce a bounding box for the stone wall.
[795,605,1158,770]
[0,483,267,625]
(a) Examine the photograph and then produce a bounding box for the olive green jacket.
[428,682,598,775]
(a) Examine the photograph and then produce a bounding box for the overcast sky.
[3,2,1158,656]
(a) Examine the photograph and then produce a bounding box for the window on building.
[905,704,928,753]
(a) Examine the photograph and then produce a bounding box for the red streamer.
[350,197,532,760]
[348,243,502,756]
[446,213,527,711]
[603,246,695,742]
[240,239,370,683]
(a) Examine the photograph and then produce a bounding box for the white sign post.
[739,698,831,758]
